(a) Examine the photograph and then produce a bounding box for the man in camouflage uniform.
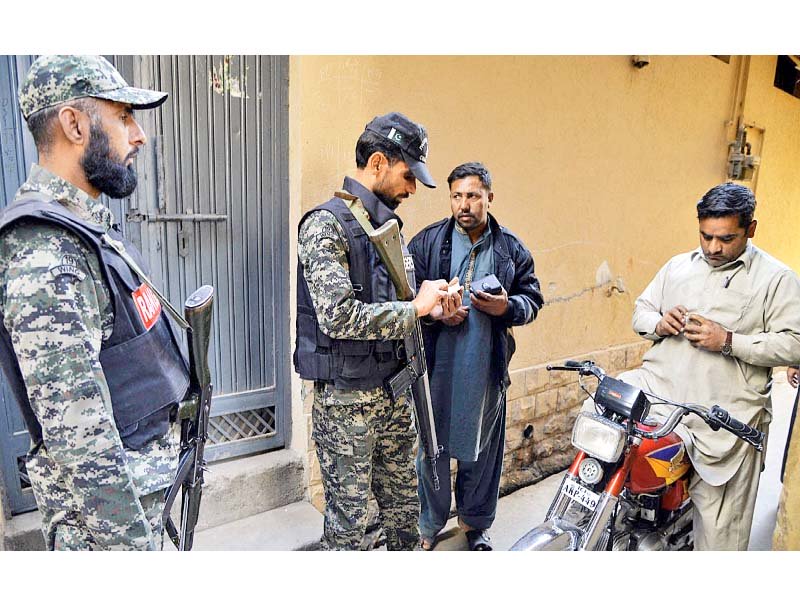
[0,56,185,550]
[295,112,460,550]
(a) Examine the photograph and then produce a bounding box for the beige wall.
[740,56,800,273]
[291,56,800,366]
[287,54,800,501]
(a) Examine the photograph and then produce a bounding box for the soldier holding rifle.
[294,112,461,550]
[0,56,193,550]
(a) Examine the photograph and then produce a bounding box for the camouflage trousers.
[311,382,420,550]
[50,491,165,551]
[27,452,166,551]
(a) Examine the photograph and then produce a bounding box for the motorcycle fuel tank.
[628,425,691,494]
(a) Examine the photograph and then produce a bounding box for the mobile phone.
[471,273,502,295]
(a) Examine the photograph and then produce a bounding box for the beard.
[373,188,402,211]
[372,170,409,211]
[80,121,139,199]
[456,212,481,230]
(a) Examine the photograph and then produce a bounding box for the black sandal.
[465,529,492,551]
[419,534,438,551]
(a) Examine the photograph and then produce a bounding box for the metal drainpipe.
[728,55,751,130]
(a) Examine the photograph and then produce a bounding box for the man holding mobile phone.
[408,162,543,550]
[622,183,800,550]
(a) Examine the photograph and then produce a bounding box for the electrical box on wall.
[727,125,761,181]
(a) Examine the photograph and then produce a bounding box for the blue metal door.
[121,55,291,462]
[0,55,39,514]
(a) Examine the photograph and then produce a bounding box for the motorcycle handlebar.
[549,361,764,452]
[546,365,577,372]
[707,405,765,452]
[636,403,765,452]
[547,361,606,380]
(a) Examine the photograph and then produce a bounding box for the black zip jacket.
[408,214,544,389]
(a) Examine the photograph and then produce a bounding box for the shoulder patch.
[304,211,348,246]
[48,254,86,281]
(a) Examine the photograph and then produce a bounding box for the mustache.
[125,148,140,161]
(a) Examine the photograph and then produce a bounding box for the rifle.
[369,219,443,491]
[162,284,215,550]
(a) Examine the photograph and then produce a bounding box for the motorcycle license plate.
[561,478,600,510]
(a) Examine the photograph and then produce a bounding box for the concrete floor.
[177,374,798,551]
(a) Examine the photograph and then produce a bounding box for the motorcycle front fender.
[509,518,582,551]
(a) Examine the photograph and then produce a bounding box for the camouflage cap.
[18,55,168,120]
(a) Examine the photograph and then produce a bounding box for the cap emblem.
[387,127,404,143]
[418,137,429,162]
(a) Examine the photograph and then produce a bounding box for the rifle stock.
[369,220,415,301]
[163,284,214,550]
[368,220,442,490]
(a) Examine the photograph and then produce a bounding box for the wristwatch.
[721,330,733,356]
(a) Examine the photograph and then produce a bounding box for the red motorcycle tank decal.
[644,442,691,485]
[629,432,692,493]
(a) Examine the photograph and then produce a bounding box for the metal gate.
[0,55,39,514]
[0,55,290,515]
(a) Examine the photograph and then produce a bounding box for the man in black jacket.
[408,162,543,550]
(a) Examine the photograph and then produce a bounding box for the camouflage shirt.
[298,207,417,404]
[298,209,416,341]
[0,165,178,550]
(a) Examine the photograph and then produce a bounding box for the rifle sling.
[161,443,198,549]
[164,516,180,548]
[101,233,190,330]
[335,190,377,236]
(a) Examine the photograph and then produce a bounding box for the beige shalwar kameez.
[620,243,800,550]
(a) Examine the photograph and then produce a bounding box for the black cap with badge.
[364,112,436,188]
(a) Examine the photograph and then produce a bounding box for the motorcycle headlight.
[571,412,627,463]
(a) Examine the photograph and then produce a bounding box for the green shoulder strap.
[101,233,190,330]
[334,190,375,234]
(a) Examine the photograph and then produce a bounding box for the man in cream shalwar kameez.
[608,183,800,550]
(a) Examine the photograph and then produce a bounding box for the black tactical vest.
[0,195,190,450]
[294,195,415,390]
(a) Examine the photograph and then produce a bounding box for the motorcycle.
[510,360,765,551]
